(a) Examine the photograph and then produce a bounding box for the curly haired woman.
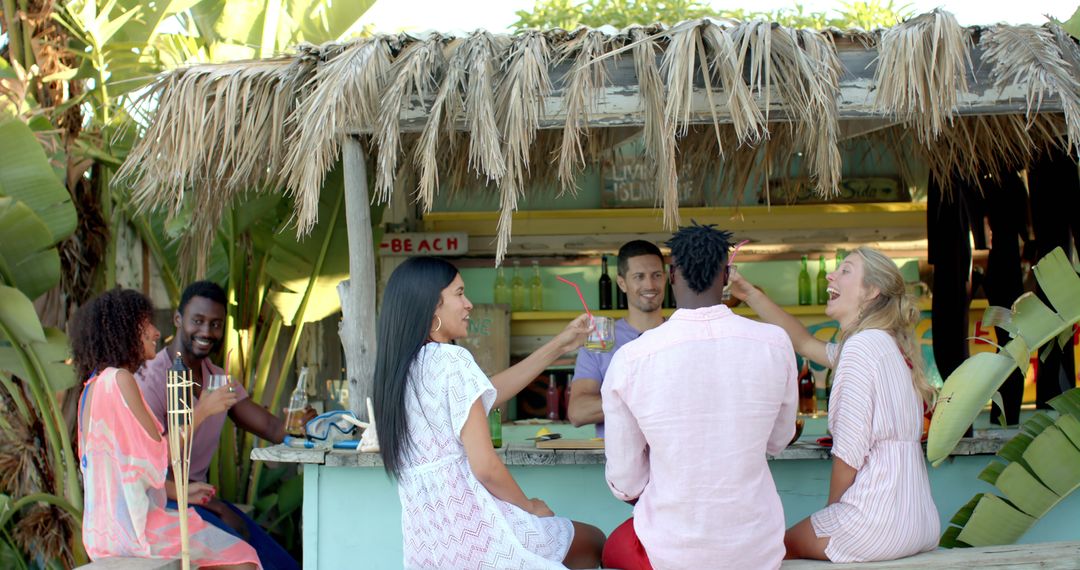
[71,288,261,568]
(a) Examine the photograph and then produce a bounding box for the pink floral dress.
[78,367,261,567]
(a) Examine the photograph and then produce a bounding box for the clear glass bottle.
[798,255,812,306]
[494,266,510,305]
[529,260,543,311]
[816,255,829,305]
[285,367,310,437]
[598,255,613,310]
[511,260,525,312]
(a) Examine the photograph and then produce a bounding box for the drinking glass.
[205,374,229,392]
[721,265,737,303]
[585,316,615,353]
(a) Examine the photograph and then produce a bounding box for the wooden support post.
[339,136,378,421]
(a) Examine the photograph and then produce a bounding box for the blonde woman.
[729,247,939,563]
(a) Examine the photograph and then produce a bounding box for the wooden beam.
[423,204,927,236]
[352,46,1058,133]
[339,137,378,422]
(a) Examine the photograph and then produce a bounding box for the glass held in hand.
[585,316,615,353]
[721,265,737,302]
[205,374,229,392]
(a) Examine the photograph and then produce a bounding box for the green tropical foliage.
[927,247,1080,465]
[2,0,379,562]
[513,0,914,30]
[925,247,1080,547]
[0,119,82,565]
[940,388,1080,547]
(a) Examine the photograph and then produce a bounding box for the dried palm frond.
[874,9,971,143]
[374,35,446,204]
[414,37,468,211]
[466,32,511,184]
[631,27,679,230]
[555,29,611,195]
[785,28,843,196]
[282,36,393,234]
[700,24,765,147]
[13,504,76,567]
[119,58,298,212]
[885,114,1064,193]
[116,56,304,275]
[493,31,552,265]
[731,22,842,196]
[981,24,1080,152]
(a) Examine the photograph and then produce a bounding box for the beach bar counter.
[254,423,1080,569]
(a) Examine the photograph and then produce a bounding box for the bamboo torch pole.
[167,353,194,570]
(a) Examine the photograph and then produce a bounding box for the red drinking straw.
[555,275,605,349]
[728,239,750,266]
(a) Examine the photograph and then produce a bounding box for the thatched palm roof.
[116,10,1080,264]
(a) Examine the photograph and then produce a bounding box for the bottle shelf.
[508,299,987,337]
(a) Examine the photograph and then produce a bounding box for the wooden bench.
[779,541,1080,569]
[77,558,180,570]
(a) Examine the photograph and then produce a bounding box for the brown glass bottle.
[598,255,613,310]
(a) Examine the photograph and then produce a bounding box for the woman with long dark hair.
[374,257,605,569]
[71,288,260,568]
[729,247,939,563]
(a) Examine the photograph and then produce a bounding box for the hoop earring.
[431,315,442,334]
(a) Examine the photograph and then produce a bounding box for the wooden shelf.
[424,204,929,257]
[510,299,989,337]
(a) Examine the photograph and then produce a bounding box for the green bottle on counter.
[488,408,503,448]
[798,255,812,306]
[529,260,543,311]
[816,255,829,305]
[494,267,510,305]
[511,260,525,312]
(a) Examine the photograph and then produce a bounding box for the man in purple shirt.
[137,281,312,570]
[568,240,666,437]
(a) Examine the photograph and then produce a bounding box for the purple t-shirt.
[572,318,643,437]
[136,349,249,483]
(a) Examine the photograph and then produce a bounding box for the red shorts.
[601,517,653,570]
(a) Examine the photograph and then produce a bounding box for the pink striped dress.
[79,368,261,567]
[811,329,939,562]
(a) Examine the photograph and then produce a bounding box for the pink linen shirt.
[136,349,249,483]
[602,304,798,570]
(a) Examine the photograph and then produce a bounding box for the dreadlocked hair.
[70,288,155,382]
[665,221,734,294]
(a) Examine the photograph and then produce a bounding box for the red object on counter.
[546,376,560,420]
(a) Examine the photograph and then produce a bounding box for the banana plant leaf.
[927,247,1080,465]
[0,119,76,243]
[265,169,348,326]
[0,198,61,300]
[0,287,76,392]
[941,388,1080,547]
[954,494,1036,547]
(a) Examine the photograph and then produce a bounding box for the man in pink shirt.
[601,223,798,570]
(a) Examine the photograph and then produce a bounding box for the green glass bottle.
[798,255,812,306]
[488,407,503,448]
[494,267,510,305]
[816,255,829,305]
[510,260,525,312]
[529,260,543,311]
